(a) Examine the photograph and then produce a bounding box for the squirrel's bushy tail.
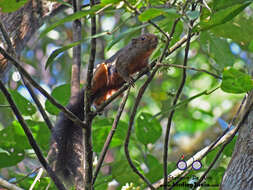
[49,90,85,187]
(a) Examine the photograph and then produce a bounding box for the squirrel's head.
[131,34,158,51]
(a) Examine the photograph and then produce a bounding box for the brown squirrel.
[50,34,158,187]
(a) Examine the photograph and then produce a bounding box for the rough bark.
[0,0,65,79]
[220,90,253,190]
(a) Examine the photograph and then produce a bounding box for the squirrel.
[50,33,158,187]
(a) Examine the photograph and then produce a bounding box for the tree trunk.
[0,0,65,79]
[220,91,253,190]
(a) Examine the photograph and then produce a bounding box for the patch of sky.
[64,22,72,28]
[239,51,248,60]
[46,43,62,58]
[101,16,116,31]
[83,0,90,5]
[17,85,33,102]
[26,50,34,60]
[230,42,240,55]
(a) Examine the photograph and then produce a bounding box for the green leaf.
[0,121,30,168]
[138,8,178,22]
[136,112,162,145]
[221,68,253,93]
[92,118,128,152]
[0,148,10,156]
[211,0,252,12]
[106,23,148,51]
[10,90,36,116]
[223,137,237,157]
[157,15,183,48]
[40,4,104,38]
[26,120,50,152]
[45,31,109,69]
[111,160,140,186]
[138,8,165,22]
[210,15,253,50]
[54,0,72,7]
[249,40,253,52]
[196,2,251,32]
[200,32,235,70]
[186,10,200,20]
[205,148,219,166]
[0,0,28,13]
[45,84,71,115]
[101,0,121,4]
[146,154,163,182]
[45,41,81,69]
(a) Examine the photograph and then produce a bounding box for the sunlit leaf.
[40,4,104,38]
[10,90,36,116]
[196,2,251,32]
[45,84,70,115]
[136,112,162,145]
[106,23,148,51]
[138,8,178,22]
[221,68,253,93]
[210,15,253,50]
[92,118,128,152]
[186,10,200,20]
[45,31,109,69]
[138,8,165,22]
[0,0,27,13]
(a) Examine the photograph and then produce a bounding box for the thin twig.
[194,95,248,187]
[145,105,250,190]
[153,85,220,118]
[84,0,97,188]
[123,0,170,39]
[0,47,86,129]
[23,78,54,131]
[14,167,41,184]
[0,81,66,190]
[29,168,44,190]
[157,63,222,79]
[92,88,130,184]
[0,104,10,107]
[124,71,158,190]
[0,177,24,190]
[123,15,180,190]
[163,21,193,190]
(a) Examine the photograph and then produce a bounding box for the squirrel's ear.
[132,38,138,44]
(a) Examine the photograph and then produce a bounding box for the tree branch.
[83,0,97,188]
[145,96,251,189]
[157,63,222,79]
[123,13,180,190]
[92,88,130,184]
[123,0,170,39]
[163,21,193,190]
[195,95,248,187]
[0,177,24,190]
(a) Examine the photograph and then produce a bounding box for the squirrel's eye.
[141,36,146,41]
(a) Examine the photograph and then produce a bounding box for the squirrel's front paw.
[126,77,135,88]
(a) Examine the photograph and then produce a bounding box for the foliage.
[0,0,253,189]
